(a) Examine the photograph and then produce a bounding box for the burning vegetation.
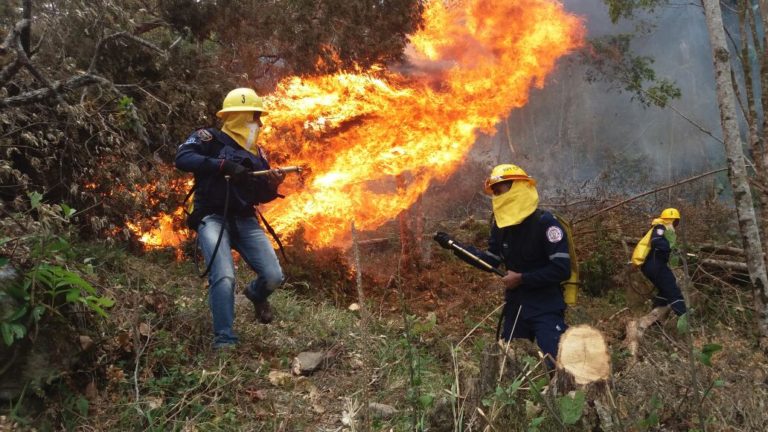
[128,0,584,248]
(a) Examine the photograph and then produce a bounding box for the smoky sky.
[468,0,729,197]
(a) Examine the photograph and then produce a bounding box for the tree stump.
[554,325,615,430]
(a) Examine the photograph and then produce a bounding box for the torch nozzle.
[250,166,305,177]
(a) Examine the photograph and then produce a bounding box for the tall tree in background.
[702,0,768,345]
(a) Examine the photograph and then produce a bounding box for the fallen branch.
[697,244,747,256]
[699,258,748,272]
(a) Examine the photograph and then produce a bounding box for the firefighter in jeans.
[434,164,571,366]
[633,208,687,316]
[176,88,285,349]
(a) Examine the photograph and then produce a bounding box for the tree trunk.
[702,0,768,345]
[742,1,768,253]
[760,1,768,149]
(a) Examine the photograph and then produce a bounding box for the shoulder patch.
[546,226,564,243]
[196,129,213,141]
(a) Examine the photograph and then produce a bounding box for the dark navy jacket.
[646,224,672,264]
[456,210,570,318]
[175,128,278,228]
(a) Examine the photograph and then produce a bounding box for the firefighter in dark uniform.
[434,164,571,366]
[634,208,687,315]
[176,88,285,349]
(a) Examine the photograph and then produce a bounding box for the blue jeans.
[198,214,284,347]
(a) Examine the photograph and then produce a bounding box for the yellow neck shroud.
[221,112,261,154]
[492,181,539,228]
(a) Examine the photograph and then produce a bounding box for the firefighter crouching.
[175,88,285,349]
[434,164,571,367]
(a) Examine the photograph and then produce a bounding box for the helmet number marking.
[241,94,246,104]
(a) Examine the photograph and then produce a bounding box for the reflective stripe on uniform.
[487,252,502,261]
[549,252,570,260]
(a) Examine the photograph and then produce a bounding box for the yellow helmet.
[483,164,536,195]
[659,208,681,220]
[216,88,268,118]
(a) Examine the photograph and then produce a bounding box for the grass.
[4,213,768,431]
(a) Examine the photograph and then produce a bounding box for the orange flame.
[131,0,583,249]
[262,0,583,245]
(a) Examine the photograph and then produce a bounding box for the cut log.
[556,325,611,388]
[624,306,671,358]
[554,325,615,430]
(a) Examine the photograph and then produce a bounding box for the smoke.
[468,0,726,197]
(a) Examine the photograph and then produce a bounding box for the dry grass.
[4,191,768,431]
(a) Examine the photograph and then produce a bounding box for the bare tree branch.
[0,73,111,109]
[1,17,169,110]
[0,20,31,86]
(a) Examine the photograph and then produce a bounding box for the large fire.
[130,0,584,248]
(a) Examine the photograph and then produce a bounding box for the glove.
[434,231,454,249]
[220,160,249,183]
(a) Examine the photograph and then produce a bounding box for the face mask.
[491,181,539,228]
[221,112,262,155]
[245,122,261,151]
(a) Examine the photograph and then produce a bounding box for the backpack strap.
[256,209,289,263]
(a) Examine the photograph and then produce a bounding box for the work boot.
[254,300,273,324]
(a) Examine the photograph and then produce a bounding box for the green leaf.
[1,323,14,346]
[61,203,77,219]
[86,303,108,318]
[118,96,134,110]
[9,323,25,340]
[0,257,8,267]
[28,191,43,209]
[1,322,26,346]
[527,416,545,432]
[8,305,28,321]
[31,305,46,321]
[75,396,89,417]
[65,288,82,303]
[93,296,115,308]
[558,391,585,425]
[698,343,722,367]
[676,312,689,334]
[418,393,434,408]
[713,379,725,387]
